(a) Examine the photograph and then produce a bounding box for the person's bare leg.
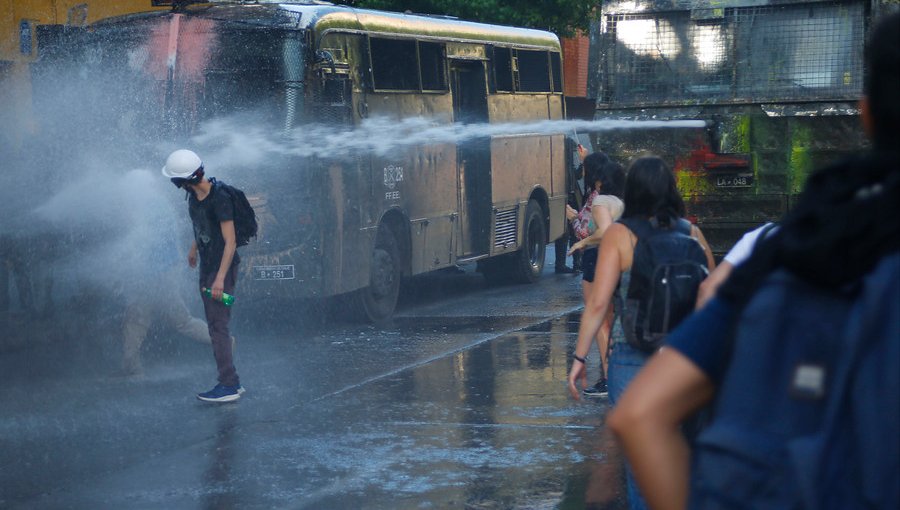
[121,303,151,376]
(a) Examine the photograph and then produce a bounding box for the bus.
[588,0,894,255]
[25,1,572,321]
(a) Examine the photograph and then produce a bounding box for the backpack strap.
[620,216,692,238]
[675,218,693,236]
[618,217,653,240]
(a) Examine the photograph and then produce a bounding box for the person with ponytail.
[568,155,714,510]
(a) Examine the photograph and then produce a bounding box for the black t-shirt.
[189,182,240,275]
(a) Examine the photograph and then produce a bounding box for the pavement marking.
[385,421,598,430]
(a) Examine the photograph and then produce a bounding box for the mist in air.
[1,40,704,360]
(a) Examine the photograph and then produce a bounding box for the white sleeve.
[591,195,625,220]
[723,222,777,266]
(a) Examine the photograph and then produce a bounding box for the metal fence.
[601,1,866,106]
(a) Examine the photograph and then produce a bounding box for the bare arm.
[568,224,626,399]
[696,261,733,309]
[692,225,716,272]
[576,144,587,161]
[188,240,198,268]
[568,204,614,255]
[210,220,237,300]
[607,348,716,510]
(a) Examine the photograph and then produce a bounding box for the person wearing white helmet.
[162,149,244,402]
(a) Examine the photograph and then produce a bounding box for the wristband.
[573,353,587,364]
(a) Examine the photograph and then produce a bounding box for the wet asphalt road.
[1,249,627,509]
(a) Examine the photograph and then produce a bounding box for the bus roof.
[166,1,561,50]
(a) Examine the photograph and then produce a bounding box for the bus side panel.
[362,92,460,277]
[367,143,458,277]
[407,143,458,274]
[490,131,567,247]
[487,93,550,123]
[487,93,565,251]
[491,135,551,207]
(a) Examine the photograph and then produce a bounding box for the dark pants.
[554,222,581,270]
[200,263,239,387]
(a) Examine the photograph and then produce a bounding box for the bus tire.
[512,199,546,283]
[354,225,402,323]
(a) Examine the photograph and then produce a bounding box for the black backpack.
[212,179,258,247]
[619,217,709,352]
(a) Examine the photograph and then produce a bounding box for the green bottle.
[201,287,235,306]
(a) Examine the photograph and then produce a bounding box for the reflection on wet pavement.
[308,316,626,509]
[3,308,626,508]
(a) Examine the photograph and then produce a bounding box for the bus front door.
[450,60,492,257]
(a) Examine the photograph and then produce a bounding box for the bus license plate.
[715,174,753,188]
[254,265,295,280]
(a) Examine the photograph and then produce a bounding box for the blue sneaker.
[197,384,241,403]
[236,384,246,395]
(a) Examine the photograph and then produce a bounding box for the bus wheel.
[513,199,546,283]
[355,226,401,322]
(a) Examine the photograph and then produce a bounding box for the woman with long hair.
[565,154,625,397]
[568,156,714,510]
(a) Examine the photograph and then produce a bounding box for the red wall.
[562,31,589,98]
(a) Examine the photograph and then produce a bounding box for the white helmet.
[161,149,203,178]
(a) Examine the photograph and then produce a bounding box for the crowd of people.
[565,11,899,510]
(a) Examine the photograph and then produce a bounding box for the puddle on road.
[293,315,628,509]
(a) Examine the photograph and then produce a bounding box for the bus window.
[371,37,419,90]
[370,37,448,92]
[313,78,352,126]
[550,52,562,93]
[491,48,558,93]
[493,47,514,92]
[517,50,551,92]
[419,41,447,91]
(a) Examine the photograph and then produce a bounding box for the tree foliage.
[340,0,597,36]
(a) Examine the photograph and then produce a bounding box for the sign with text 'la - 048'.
[715,173,754,188]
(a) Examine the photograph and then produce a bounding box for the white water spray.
[190,116,706,170]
